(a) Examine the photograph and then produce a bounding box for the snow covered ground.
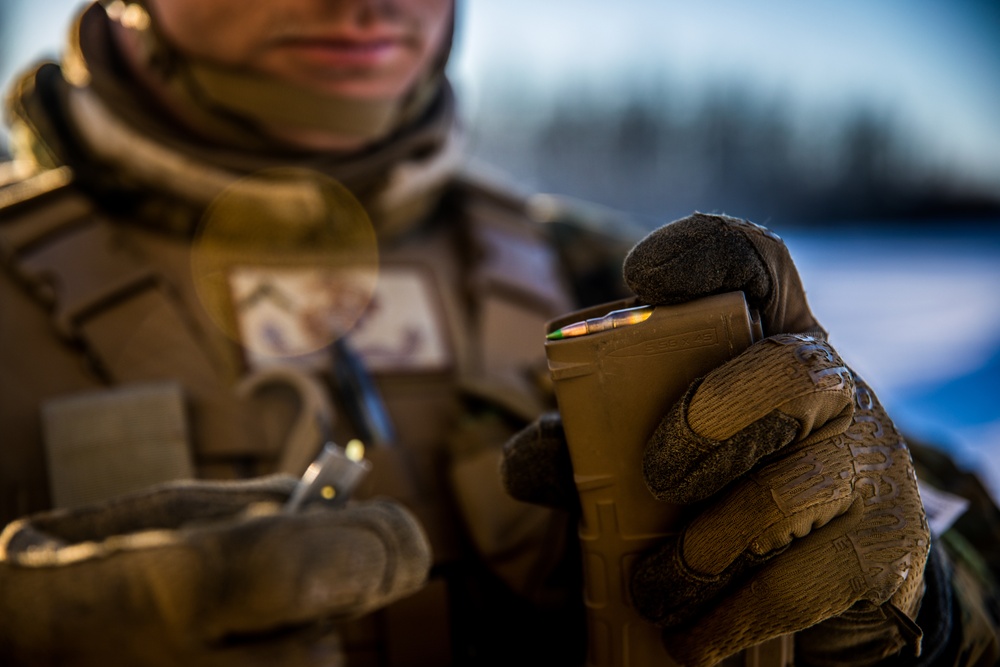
[782,224,1000,502]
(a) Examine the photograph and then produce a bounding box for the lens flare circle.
[191,167,378,361]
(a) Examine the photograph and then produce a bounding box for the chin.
[304,77,414,101]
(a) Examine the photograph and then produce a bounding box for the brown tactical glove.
[504,213,931,667]
[0,475,430,667]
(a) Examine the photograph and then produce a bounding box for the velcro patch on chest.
[230,264,451,372]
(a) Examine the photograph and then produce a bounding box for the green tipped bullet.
[546,304,654,340]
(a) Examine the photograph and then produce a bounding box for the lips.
[270,34,410,69]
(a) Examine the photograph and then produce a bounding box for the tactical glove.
[503,213,931,667]
[0,475,430,667]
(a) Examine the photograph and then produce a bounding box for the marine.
[0,1,997,665]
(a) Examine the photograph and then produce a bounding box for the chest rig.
[1,164,585,667]
[0,165,571,502]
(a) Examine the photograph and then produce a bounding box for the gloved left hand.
[0,475,431,667]
[504,213,931,667]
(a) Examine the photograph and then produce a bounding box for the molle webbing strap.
[461,183,574,420]
[42,381,196,509]
[0,172,253,458]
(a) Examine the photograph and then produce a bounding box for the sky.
[450,1,1000,190]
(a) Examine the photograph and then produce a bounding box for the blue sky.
[450,0,1000,189]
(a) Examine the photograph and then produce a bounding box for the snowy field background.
[783,224,1000,502]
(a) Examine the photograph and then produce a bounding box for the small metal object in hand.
[284,439,372,512]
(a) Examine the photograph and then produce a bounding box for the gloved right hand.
[0,475,430,667]
[504,213,932,667]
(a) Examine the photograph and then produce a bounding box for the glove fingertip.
[631,535,728,628]
[501,414,579,510]
[358,498,433,595]
[623,213,770,307]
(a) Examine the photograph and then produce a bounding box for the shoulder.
[0,160,90,298]
[0,164,93,251]
[0,163,73,211]
[446,163,571,315]
[0,165,92,257]
[446,161,538,235]
[447,162,645,308]
[448,160,643,241]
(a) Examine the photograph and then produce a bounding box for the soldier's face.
[146,0,453,101]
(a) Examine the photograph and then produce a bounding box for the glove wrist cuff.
[878,542,962,667]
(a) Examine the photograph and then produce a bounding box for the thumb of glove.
[623,212,825,338]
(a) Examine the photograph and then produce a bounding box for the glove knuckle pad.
[644,334,856,504]
[689,335,855,441]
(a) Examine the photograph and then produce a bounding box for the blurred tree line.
[2,4,997,229]
[463,80,1000,228]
